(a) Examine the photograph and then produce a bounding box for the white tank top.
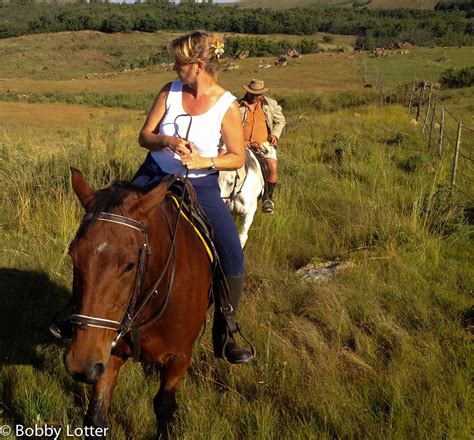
[150,80,236,179]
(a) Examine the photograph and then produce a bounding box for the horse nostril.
[94,362,104,377]
[70,362,105,384]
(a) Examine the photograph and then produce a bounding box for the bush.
[322,35,335,44]
[355,35,375,51]
[440,66,474,89]
[224,36,319,57]
[101,14,133,33]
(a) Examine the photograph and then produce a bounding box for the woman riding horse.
[132,31,253,365]
[57,31,254,438]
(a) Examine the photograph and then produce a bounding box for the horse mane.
[245,149,259,173]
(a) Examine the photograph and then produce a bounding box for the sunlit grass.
[0,33,472,438]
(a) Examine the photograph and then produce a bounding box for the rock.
[297,260,356,283]
[286,47,300,58]
[235,50,249,60]
[223,63,239,71]
[275,54,288,66]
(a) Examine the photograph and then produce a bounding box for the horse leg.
[239,202,258,248]
[154,353,191,439]
[84,354,125,439]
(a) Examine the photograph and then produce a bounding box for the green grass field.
[0,30,472,439]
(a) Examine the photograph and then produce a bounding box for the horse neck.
[144,198,175,271]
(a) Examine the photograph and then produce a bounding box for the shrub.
[101,14,133,33]
[322,35,335,44]
[355,35,375,51]
[397,154,423,173]
[439,66,474,89]
[387,132,408,146]
[224,36,319,57]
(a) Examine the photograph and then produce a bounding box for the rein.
[69,175,189,362]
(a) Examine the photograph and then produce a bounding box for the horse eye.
[124,262,135,272]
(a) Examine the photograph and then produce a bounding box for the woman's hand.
[181,151,212,170]
[167,136,193,156]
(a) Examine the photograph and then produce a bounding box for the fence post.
[404,84,408,106]
[422,83,433,135]
[408,78,416,113]
[437,106,445,157]
[428,96,438,149]
[416,81,426,121]
[451,123,462,186]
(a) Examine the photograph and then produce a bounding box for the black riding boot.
[212,274,253,364]
[262,182,276,214]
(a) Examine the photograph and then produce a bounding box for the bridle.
[69,187,185,361]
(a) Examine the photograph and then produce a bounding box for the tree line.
[0,2,472,48]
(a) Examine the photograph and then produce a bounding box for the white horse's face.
[218,171,237,202]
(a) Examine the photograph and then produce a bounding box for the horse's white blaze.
[95,241,108,254]
[219,150,265,248]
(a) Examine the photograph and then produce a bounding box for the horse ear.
[136,178,171,218]
[71,167,95,210]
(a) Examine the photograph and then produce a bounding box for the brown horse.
[64,168,212,438]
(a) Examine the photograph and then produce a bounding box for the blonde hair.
[169,30,224,79]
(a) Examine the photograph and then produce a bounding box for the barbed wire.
[392,81,473,133]
[457,168,474,182]
[453,186,471,200]
[459,152,474,163]
[442,106,461,124]
[443,130,455,148]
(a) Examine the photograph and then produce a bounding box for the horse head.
[64,168,169,384]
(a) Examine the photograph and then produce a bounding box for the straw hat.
[243,79,269,95]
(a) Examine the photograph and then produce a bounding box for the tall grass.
[0,101,472,439]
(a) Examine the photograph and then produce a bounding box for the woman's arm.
[138,82,192,155]
[182,101,245,170]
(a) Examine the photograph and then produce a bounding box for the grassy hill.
[0,30,472,439]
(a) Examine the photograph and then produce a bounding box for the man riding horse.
[239,79,286,214]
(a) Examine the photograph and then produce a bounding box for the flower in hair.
[211,41,225,58]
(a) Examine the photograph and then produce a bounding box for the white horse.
[219,148,265,248]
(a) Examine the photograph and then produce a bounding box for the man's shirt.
[241,97,269,145]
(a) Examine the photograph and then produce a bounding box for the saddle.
[248,144,270,184]
[165,177,236,317]
[166,177,216,264]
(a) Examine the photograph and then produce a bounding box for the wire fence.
[379,79,473,203]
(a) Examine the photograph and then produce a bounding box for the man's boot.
[212,274,253,364]
[262,182,276,214]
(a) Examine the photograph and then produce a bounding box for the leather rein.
[68,185,185,362]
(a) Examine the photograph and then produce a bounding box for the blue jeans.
[132,154,244,276]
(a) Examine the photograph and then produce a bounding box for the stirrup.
[262,199,274,214]
[214,324,255,364]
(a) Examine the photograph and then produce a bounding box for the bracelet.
[208,158,216,170]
